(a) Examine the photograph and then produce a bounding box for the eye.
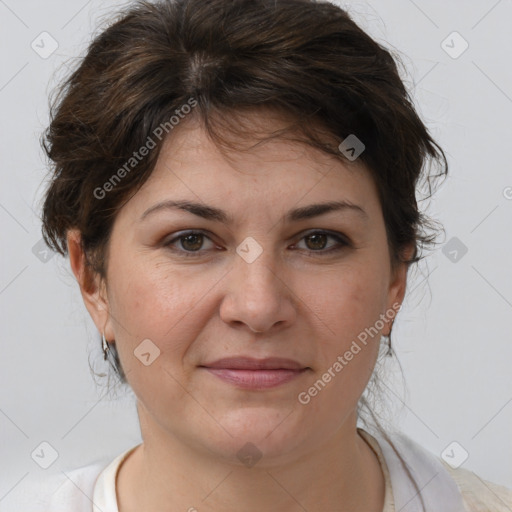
[164,229,349,257]
[165,230,216,257]
[292,230,350,254]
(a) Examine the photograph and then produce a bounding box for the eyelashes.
[164,229,351,258]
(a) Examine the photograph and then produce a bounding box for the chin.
[200,407,310,467]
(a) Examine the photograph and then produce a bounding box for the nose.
[219,248,296,334]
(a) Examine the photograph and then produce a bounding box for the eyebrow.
[139,199,368,224]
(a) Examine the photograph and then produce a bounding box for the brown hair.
[40,1,447,505]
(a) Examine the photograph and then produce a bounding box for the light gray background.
[1,0,511,507]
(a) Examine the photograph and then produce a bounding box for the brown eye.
[180,233,204,251]
[165,230,216,257]
[165,229,349,258]
[294,230,349,254]
[304,233,329,250]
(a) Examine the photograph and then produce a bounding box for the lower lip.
[202,368,308,389]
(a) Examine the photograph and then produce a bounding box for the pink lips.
[199,357,309,389]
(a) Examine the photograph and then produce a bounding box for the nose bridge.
[219,236,293,332]
[233,238,281,300]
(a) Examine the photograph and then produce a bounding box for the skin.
[68,109,413,511]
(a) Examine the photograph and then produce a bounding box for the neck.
[117,407,385,512]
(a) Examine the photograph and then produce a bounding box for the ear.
[383,243,415,336]
[67,229,115,342]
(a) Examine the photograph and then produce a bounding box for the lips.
[201,356,306,371]
[199,357,310,389]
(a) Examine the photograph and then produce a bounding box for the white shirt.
[7,428,512,511]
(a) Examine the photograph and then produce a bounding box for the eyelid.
[298,228,350,243]
[164,229,218,254]
[291,229,350,252]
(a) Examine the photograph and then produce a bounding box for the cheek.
[299,274,383,415]
[107,259,202,356]
[107,265,207,402]
[305,267,386,354]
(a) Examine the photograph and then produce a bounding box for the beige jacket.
[360,429,512,511]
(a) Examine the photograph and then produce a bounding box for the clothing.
[8,428,512,511]
[359,429,512,511]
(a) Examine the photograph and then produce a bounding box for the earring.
[102,331,110,360]
[385,320,394,357]
[386,332,393,356]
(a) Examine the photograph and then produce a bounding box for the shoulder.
[8,459,109,512]
[47,460,109,509]
[442,463,512,512]
[392,430,512,511]
[362,428,512,512]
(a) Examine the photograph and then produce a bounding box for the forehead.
[119,110,382,223]
[162,107,348,168]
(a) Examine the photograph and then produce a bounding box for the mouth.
[199,357,310,389]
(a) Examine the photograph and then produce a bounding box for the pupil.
[182,234,203,251]
[307,234,326,250]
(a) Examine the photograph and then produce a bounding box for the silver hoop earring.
[102,331,110,360]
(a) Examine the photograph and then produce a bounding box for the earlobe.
[66,229,113,340]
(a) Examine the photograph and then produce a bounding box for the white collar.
[370,429,466,511]
[90,430,466,511]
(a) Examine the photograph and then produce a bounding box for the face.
[71,110,409,467]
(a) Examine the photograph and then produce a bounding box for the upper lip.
[200,357,307,370]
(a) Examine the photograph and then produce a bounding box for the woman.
[34,0,511,510]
